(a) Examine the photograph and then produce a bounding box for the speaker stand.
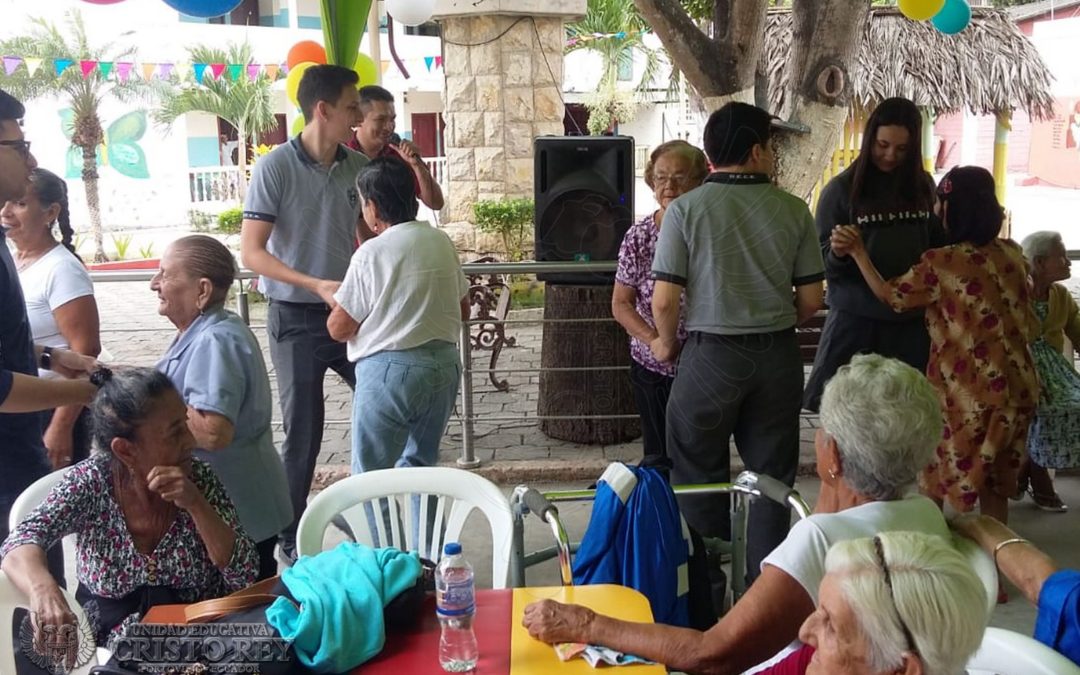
[537,285,641,445]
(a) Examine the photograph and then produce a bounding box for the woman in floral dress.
[831,166,1038,525]
[0,367,258,653]
[1020,230,1080,511]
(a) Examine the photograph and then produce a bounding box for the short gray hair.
[826,532,987,675]
[1021,230,1063,262]
[819,354,942,500]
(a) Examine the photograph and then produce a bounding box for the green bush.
[473,198,533,262]
[509,280,544,309]
[217,207,243,234]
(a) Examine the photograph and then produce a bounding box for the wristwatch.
[39,345,53,371]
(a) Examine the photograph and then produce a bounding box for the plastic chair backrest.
[296,467,514,588]
[8,467,77,585]
[950,533,999,620]
[967,627,1080,674]
[0,570,98,673]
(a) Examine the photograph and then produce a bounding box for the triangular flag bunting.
[264,64,279,80]
[2,57,21,76]
[54,59,73,76]
[380,60,390,75]
[193,63,208,82]
[141,63,156,80]
[209,63,226,80]
[159,63,174,79]
[247,63,260,80]
[435,56,442,69]
[424,56,434,72]
[80,60,97,79]
[98,61,114,79]
[116,61,133,81]
[25,58,42,76]
[279,62,289,75]
[228,64,242,80]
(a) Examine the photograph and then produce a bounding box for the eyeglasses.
[0,140,31,159]
[653,174,693,187]
[873,536,919,655]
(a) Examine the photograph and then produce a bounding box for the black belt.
[690,328,794,342]
[270,299,331,311]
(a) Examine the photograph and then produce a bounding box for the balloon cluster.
[284,41,380,134]
[898,0,972,35]
[385,0,435,27]
[81,0,247,18]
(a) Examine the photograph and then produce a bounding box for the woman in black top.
[803,97,944,412]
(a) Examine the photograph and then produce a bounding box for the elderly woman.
[152,235,292,579]
[613,140,706,458]
[833,166,1038,526]
[1018,230,1080,512]
[2,168,100,467]
[523,354,951,674]
[0,368,258,648]
[760,531,986,675]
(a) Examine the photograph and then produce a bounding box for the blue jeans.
[352,341,461,551]
[351,340,461,472]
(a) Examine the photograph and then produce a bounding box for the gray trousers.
[268,301,356,553]
[666,329,802,580]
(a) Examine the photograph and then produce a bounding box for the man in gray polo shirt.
[651,102,824,580]
[240,64,368,563]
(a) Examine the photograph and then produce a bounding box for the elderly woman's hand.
[522,599,596,644]
[147,465,204,511]
[28,584,81,670]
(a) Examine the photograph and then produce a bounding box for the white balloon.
[386,0,435,26]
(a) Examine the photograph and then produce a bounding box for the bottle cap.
[444,542,462,555]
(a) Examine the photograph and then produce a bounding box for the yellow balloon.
[354,53,378,87]
[898,0,946,21]
[290,115,304,136]
[285,61,317,107]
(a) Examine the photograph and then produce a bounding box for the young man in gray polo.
[240,65,368,564]
[651,102,824,581]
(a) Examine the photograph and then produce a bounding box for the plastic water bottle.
[436,542,479,672]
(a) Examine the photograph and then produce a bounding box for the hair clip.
[939,177,953,195]
[89,366,113,388]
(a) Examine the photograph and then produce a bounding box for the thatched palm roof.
[761,7,1055,119]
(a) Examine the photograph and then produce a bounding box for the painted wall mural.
[60,108,150,179]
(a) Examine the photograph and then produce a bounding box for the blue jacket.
[572,464,691,627]
[266,542,422,672]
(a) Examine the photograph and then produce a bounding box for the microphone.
[388,132,402,147]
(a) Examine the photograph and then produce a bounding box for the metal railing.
[188,166,243,205]
[90,259,620,469]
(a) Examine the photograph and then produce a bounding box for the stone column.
[435,1,584,253]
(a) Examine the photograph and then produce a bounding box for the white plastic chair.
[8,467,77,587]
[296,467,514,588]
[967,627,1080,674]
[951,533,999,620]
[0,570,98,673]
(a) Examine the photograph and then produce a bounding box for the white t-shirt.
[17,245,94,377]
[334,220,468,362]
[761,493,950,605]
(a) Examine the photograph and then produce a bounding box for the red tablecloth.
[357,589,512,673]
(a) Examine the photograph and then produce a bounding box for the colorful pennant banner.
[566,28,650,47]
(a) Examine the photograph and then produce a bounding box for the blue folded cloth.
[266,542,422,673]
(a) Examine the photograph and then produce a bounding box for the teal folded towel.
[265,542,422,672]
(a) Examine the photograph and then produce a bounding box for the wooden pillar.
[993,111,1011,206]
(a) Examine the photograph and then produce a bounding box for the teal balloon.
[932,0,972,35]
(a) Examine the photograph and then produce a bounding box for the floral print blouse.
[615,213,688,377]
[0,452,258,641]
[885,239,1039,412]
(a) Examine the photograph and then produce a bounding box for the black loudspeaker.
[534,136,634,285]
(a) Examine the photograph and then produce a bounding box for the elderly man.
[348,85,444,211]
[524,354,955,675]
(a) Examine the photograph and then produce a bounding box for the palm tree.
[0,10,148,262]
[566,0,665,134]
[153,42,278,200]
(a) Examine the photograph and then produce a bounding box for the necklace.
[14,242,58,272]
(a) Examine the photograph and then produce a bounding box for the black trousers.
[629,360,675,459]
[802,308,930,413]
[666,330,802,581]
[267,301,356,555]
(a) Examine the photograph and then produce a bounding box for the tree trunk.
[80,142,107,263]
[775,0,870,198]
[538,285,640,445]
[237,121,248,202]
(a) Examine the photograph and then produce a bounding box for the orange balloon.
[286,41,326,69]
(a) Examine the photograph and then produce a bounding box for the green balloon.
[291,115,304,136]
[354,53,378,87]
